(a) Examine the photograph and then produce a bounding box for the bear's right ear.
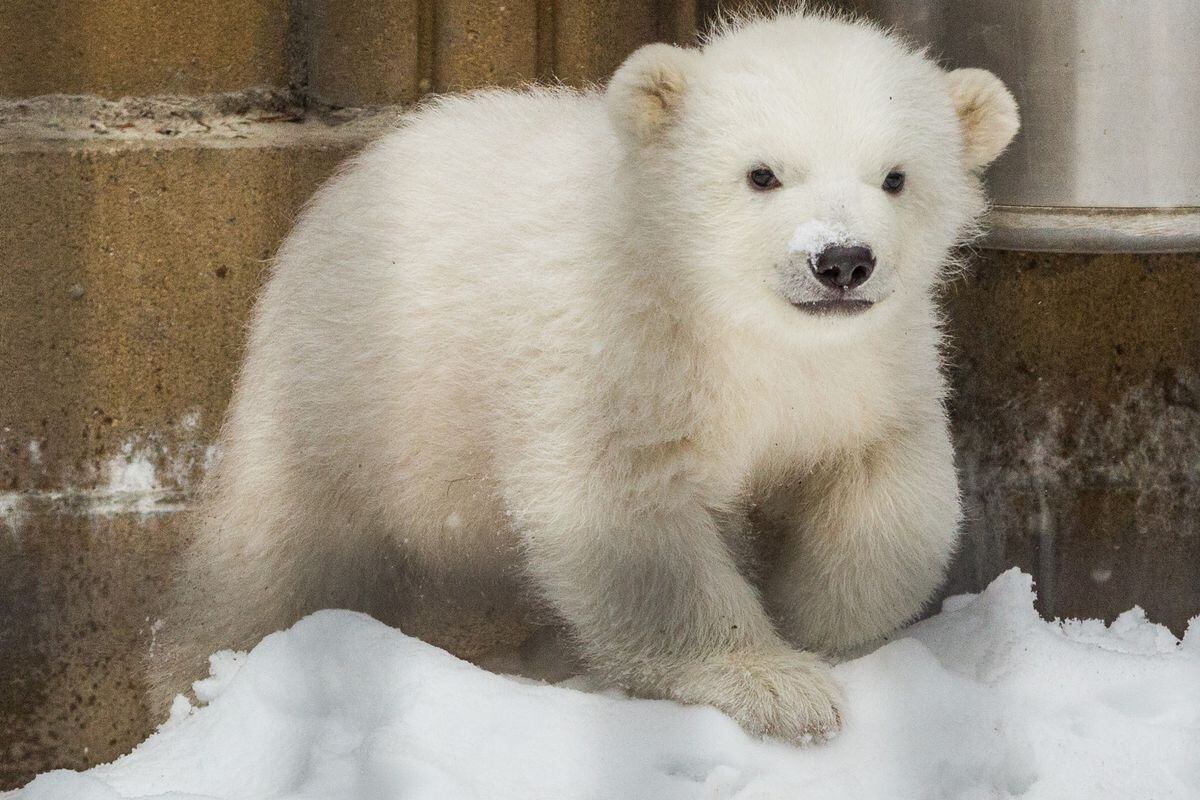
[607,43,702,146]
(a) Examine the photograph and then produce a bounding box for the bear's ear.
[607,43,702,146]
[945,68,1020,170]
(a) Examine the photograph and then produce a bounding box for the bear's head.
[606,11,1018,338]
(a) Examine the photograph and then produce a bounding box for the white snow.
[0,491,29,536]
[84,443,174,516]
[104,444,160,493]
[10,569,1200,800]
[787,219,852,260]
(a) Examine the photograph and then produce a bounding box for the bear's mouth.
[791,298,875,316]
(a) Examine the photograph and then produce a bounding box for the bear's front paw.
[668,646,842,745]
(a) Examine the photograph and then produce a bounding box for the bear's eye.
[882,170,906,195]
[748,167,781,190]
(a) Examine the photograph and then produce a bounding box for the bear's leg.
[513,481,841,743]
[764,413,962,655]
[145,456,391,717]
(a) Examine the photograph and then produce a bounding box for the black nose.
[811,245,876,290]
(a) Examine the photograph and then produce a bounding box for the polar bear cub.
[153,10,1018,743]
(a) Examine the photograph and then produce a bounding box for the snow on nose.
[788,219,854,264]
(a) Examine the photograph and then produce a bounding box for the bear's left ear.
[945,68,1020,170]
[607,43,702,146]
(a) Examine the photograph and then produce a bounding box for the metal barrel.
[850,0,1200,252]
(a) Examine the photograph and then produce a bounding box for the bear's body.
[153,11,1017,742]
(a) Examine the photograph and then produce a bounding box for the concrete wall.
[1,0,1196,788]
[943,251,1200,629]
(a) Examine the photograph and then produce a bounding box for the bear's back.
[243,87,629,524]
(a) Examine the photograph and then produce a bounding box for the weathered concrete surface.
[552,2,682,87]
[0,122,388,498]
[0,126,366,785]
[0,1,290,98]
[295,1,706,107]
[941,250,1200,632]
[0,0,713,107]
[0,511,183,787]
[433,0,541,91]
[0,93,397,147]
[304,1,422,107]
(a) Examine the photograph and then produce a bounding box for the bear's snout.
[811,245,875,291]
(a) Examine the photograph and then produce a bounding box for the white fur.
[151,10,1018,744]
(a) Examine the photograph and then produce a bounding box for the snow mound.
[12,569,1200,800]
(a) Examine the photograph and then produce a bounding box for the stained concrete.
[0,0,707,106]
[0,118,365,786]
[0,510,183,787]
[299,0,705,106]
[551,2,669,87]
[304,1,423,107]
[942,251,1200,632]
[0,1,290,98]
[0,123,373,497]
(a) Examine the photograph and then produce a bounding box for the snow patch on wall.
[108,449,159,492]
[0,410,222,532]
[0,492,29,538]
[956,374,1200,613]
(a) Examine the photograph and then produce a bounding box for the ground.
[9,569,1199,800]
